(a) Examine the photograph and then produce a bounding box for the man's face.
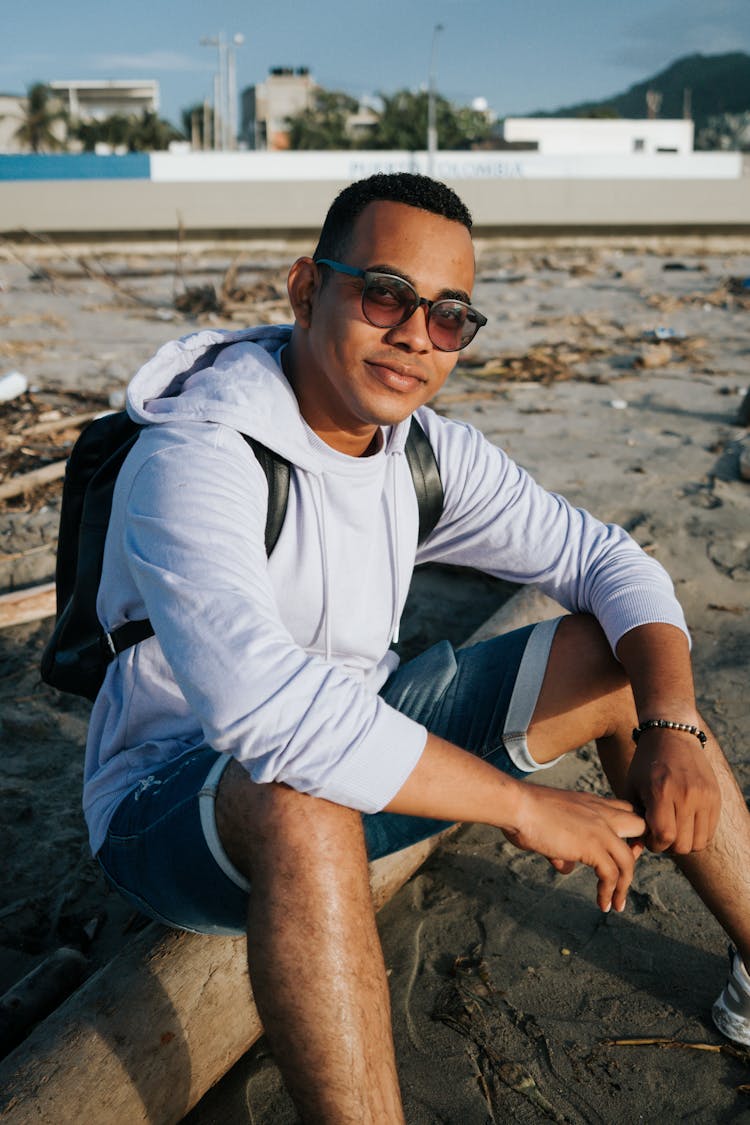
[289,200,477,454]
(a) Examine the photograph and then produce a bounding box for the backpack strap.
[405,417,444,545]
[245,436,291,555]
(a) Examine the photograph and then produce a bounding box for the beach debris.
[643,327,683,342]
[0,459,67,503]
[174,283,219,316]
[609,399,628,410]
[662,261,707,272]
[738,440,750,483]
[736,388,750,428]
[602,1036,750,1064]
[0,372,28,403]
[0,581,56,628]
[432,947,568,1122]
[107,389,126,410]
[461,342,603,385]
[0,947,88,1058]
[172,260,290,323]
[1,389,112,511]
[634,343,673,370]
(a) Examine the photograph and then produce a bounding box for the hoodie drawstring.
[312,475,333,662]
[389,463,402,646]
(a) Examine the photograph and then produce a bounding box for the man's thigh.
[97,747,249,935]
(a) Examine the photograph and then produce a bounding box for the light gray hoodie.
[83,324,688,854]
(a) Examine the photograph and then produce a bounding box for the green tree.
[15,82,67,152]
[367,89,491,150]
[127,109,183,152]
[286,89,359,149]
[73,110,183,153]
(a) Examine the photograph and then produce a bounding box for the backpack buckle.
[101,631,117,659]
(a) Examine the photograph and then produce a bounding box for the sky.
[5,0,750,129]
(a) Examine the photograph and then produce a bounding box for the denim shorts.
[98,617,563,935]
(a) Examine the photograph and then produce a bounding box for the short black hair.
[313,172,473,262]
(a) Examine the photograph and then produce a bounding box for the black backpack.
[40,411,443,701]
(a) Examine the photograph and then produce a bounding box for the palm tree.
[15,83,68,152]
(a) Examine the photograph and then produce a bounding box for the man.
[86,173,750,1122]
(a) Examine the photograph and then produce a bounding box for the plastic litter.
[0,371,28,402]
[107,389,126,409]
[609,399,628,410]
[644,327,683,341]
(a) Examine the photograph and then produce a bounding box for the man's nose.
[385,301,431,351]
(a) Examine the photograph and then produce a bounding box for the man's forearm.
[614,621,720,853]
[384,733,645,913]
[615,621,699,723]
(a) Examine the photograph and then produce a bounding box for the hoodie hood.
[127,324,413,474]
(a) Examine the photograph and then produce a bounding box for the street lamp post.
[427,23,443,176]
[200,34,225,150]
[227,33,244,150]
[201,32,242,150]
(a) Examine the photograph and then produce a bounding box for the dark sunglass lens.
[362,276,416,327]
[428,301,477,350]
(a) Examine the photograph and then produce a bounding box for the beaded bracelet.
[632,719,708,747]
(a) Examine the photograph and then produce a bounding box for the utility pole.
[427,23,444,176]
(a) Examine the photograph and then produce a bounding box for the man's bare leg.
[528,614,750,968]
[215,761,405,1124]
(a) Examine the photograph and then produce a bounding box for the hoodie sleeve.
[414,410,689,652]
[105,424,426,813]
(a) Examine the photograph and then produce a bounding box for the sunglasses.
[315,258,487,352]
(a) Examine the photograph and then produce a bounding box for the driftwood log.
[0,582,56,629]
[0,586,562,1124]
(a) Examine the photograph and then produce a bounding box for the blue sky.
[5,0,750,128]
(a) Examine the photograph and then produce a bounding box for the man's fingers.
[641,794,677,853]
[548,857,576,875]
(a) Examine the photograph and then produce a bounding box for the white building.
[48,79,160,122]
[503,118,694,156]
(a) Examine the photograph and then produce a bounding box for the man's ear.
[287,257,319,329]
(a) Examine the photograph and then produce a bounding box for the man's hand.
[625,727,721,854]
[502,785,646,914]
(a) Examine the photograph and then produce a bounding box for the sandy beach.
[1,233,750,1122]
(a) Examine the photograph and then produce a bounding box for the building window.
[633,138,645,152]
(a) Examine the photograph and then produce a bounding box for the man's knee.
[215,758,366,883]
[529,614,635,757]
[555,613,630,696]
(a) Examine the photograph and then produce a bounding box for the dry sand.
[1,235,750,1122]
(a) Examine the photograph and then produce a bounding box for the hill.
[538,52,750,129]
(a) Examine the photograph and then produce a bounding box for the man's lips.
[365,359,427,392]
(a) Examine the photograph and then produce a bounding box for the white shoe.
[712,947,750,1047]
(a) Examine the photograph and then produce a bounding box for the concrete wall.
[1,175,749,239]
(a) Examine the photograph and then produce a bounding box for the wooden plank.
[0,583,56,629]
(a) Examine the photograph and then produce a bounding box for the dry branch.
[0,461,66,502]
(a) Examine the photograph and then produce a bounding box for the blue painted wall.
[0,154,151,181]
